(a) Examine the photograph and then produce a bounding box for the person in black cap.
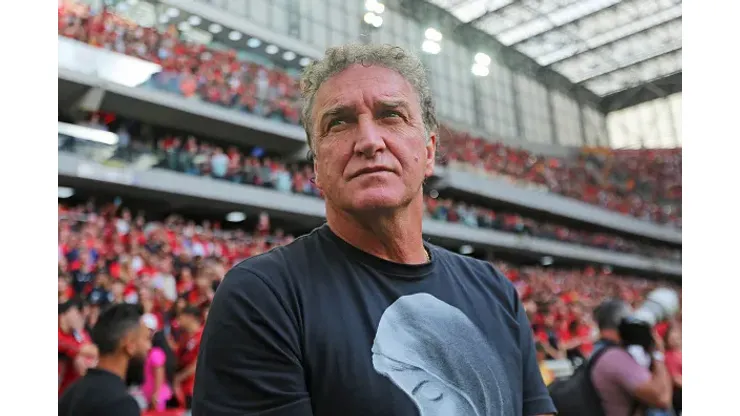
[59,303,152,416]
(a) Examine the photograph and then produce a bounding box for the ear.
[424,132,437,178]
[313,157,323,191]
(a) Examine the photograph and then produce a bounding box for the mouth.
[351,166,394,179]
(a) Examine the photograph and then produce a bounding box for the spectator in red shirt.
[58,299,97,395]
[174,306,204,410]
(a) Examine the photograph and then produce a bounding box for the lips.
[351,166,394,179]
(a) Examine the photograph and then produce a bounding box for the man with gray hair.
[192,43,556,416]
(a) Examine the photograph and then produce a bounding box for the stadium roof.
[428,0,682,110]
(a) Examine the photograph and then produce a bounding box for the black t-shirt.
[59,368,140,416]
[193,225,555,416]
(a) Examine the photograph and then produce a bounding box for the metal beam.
[576,46,681,84]
[507,0,623,47]
[544,16,681,67]
[465,0,521,27]
[598,72,681,113]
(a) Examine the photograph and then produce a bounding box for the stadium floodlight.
[459,245,474,255]
[208,23,222,34]
[471,63,489,77]
[299,57,312,67]
[283,51,296,61]
[158,14,169,24]
[166,7,179,18]
[363,12,384,28]
[266,44,279,55]
[247,38,261,48]
[58,187,75,199]
[187,15,202,26]
[424,28,443,42]
[177,21,191,32]
[365,0,385,14]
[421,39,441,55]
[226,212,246,223]
[228,30,243,41]
[474,52,491,66]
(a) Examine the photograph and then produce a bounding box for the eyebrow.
[376,100,411,113]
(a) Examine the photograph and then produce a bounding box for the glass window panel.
[271,4,289,34]
[312,23,327,49]
[250,0,268,24]
[227,0,249,16]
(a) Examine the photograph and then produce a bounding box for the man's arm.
[631,355,673,409]
[515,294,557,416]
[192,266,312,416]
[600,348,673,410]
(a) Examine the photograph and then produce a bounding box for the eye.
[327,118,347,130]
[380,110,403,119]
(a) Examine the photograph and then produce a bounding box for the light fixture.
[299,57,312,67]
[226,211,246,223]
[363,12,376,25]
[127,0,139,6]
[471,63,490,77]
[459,245,474,255]
[474,52,491,66]
[228,30,242,41]
[208,23,222,34]
[541,256,554,266]
[429,189,439,199]
[177,21,190,32]
[158,14,169,24]
[265,44,279,55]
[424,28,443,42]
[282,51,296,61]
[187,15,202,26]
[58,187,75,199]
[365,0,385,14]
[166,7,179,18]
[421,39,441,55]
[247,37,261,48]
[372,15,383,27]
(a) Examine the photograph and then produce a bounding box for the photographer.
[591,299,673,416]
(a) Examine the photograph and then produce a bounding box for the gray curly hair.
[299,43,439,155]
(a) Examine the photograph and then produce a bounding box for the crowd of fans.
[58,201,681,412]
[58,2,682,227]
[59,119,680,260]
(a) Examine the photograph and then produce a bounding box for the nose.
[354,116,387,158]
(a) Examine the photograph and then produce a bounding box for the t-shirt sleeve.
[599,348,651,394]
[514,288,558,416]
[192,266,313,416]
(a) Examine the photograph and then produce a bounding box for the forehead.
[312,64,420,117]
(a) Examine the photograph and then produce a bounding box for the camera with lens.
[618,288,680,352]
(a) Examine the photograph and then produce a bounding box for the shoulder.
[99,394,140,416]
[430,245,518,308]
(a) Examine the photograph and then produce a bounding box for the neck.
[96,355,129,380]
[325,195,427,264]
[600,329,621,344]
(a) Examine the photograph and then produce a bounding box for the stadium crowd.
[58,201,681,413]
[60,114,681,260]
[58,2,681,227]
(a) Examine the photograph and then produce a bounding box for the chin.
[348,187,410,213]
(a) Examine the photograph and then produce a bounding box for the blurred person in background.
[142,319,176,412]
[59,298,97,395]
[175,306,204,411]
[590,299,673,415]
[59,303,152,416]
[664,325,682,414]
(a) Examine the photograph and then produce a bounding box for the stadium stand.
[58,1,681,415]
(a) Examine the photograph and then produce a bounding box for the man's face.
[125,320,153,368]
[310,64,436,214]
